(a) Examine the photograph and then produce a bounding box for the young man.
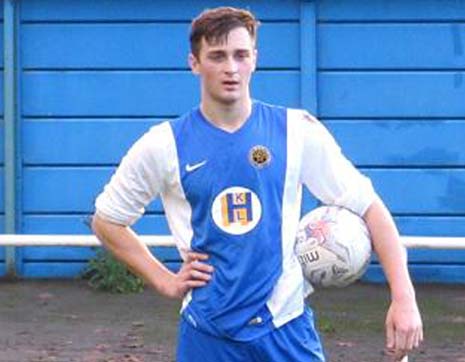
[92,7,423,362]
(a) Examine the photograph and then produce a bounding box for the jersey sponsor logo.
[185,160,207,172]
[249,145,271,169]
[211,186,262,235]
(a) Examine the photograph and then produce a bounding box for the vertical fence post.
[3,0,19,277]
[300,0,318,115]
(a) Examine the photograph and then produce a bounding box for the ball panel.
[295,205,372,288]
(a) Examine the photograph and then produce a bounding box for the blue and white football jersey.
[95,100,375,341]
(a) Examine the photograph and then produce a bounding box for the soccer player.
[92,7,423,362]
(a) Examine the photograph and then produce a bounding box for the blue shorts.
[177,307,325,362]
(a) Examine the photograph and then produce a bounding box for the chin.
[214,95,241,105]
[222,90,248,102]
[223,97,241,105]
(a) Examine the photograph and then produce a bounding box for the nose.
[224,56,239,74]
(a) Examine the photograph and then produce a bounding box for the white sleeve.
[94,122,172,226]
[296,110,376,217]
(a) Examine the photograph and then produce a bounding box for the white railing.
[400,236,465,249]
[0,234,464,248]
[0,234,174,247]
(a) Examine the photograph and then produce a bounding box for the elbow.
[91,213,116,251]
[91,213,113,243]
[90,213,128,249]
[91,213,102,236]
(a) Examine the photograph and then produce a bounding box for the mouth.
[222,80,240,88]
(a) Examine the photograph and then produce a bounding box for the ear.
[251,49,258,72]
[189,53,200,75]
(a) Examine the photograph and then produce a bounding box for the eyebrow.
[207,50,226,55]
[207,48,251,55]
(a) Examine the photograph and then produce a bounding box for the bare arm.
[364,197,423,360]
[92,213,213,299]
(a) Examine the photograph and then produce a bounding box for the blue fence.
[1,0,464,282]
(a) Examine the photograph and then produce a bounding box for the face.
[189,27,257,106]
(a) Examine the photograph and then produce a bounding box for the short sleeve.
[298,111,376,217]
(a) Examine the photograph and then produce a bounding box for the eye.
[208,53,225,62]
[235,51,250,60]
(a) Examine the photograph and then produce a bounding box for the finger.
[384,345,406,362]
[190,269,212,281]
[191,260,214,273]
[414,327,424,348]
[186,280,208,289]
[407,329,418,351]
[395,327,408,352]
[186,252,209,262]
[392,330,408,361]
[383,347,395,360]
[413,331,420,349]
[178,265,210,280]
[410,331,418,350]
[385,321,395,351]
[395,350,407,362]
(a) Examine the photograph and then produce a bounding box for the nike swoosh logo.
[185,160,207,172]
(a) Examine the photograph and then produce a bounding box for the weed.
[318,315,337,334]
[82,249,145,294]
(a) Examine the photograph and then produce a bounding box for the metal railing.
[0,234,464,248]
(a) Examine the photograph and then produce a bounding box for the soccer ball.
[295,205,372,288]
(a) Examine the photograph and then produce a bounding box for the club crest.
[249,145,271,169]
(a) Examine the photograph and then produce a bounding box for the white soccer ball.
[295,205,372,288]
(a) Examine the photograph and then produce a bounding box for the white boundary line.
[0,234,464,249]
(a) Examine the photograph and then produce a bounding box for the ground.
[0,280,463,362]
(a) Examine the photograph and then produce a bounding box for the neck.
[200,97,252,133]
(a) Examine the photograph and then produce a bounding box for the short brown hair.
[190,7,260,58]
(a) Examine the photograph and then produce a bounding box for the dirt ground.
[0,280,463,362]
